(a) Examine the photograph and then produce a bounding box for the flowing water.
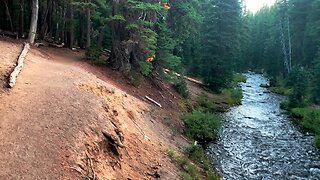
[207,73,320,179]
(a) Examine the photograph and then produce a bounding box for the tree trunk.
[97,26,104,48]
[28,0,39,44]
[3,0,13,31]
[19,0,24,37]
[40,0,51,39]
[67,0,74,49]
[85,0,91,48]
[61,2,67,44]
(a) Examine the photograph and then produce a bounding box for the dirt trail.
[0,39,186,179]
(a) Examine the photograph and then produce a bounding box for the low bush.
[195,93,216,113]
[184,145,205,162]
[231,73,246,87]
[183,111,220,142]
[128,70,144,87]
[174,78,189,98]
[85,46,103,64]
[291,107,320,148]
[228,88,243,105]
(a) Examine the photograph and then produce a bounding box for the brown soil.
[0,39,23,94]
[0,38,188,179]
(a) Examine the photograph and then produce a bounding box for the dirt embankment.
[0,39,188,179]
[0,40,22,94]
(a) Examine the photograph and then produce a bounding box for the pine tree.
[200,0,241,91]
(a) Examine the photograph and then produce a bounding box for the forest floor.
[0,38,189,179]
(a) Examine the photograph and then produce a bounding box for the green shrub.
[207,171,220,180]
[166,148,176,159]
[139,61,153,76]
[85,46,102,63]
[181,172,193,180]
[184,145,205,162]
[178,100,195,113]
[280,101,290,110]
[185,163,199,179]
[128,70,144,87]
[230,73,246,87]
[315,135,320,149]
[174,78,189,98]
[183,111,220,142]
[195,93,216,113]
[228,88,243,105]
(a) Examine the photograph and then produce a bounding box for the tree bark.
[40,0,51,39]
[85,0,91,48]
[67,0,74,49]
[19,0,24,37]
[97,26,104,48]
[28,0,39,44]
[2,0,13,31]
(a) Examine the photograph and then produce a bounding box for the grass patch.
[195,93,217,113]
[174,78,190,98]
[166,146,219,180]
[290,107,320,148]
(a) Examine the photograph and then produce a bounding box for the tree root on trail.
[9,43,30,88]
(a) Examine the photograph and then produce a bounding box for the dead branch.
[34,42,44,47]
[163,68,204,85]
[9,43,30,88]
[48,43,65,48]
[145,96,162,108]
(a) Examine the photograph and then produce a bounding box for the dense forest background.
[0,0,319,105]
[0,0,242,93]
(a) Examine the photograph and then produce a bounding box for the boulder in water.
[260,83,270,88]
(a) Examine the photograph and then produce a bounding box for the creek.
[207,73,320,179]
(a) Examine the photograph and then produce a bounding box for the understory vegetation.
[166,146,219,180]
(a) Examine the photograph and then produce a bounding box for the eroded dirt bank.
[0,39,187,179]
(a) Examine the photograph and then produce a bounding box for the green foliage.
[315,135,320,149]
[166,146,219,180]
[128,0,162,11]
[178,100,195,113]
[128,70,144,87]
[228,88,243,105]
[232,73,247,84]
[173,78,189,98]
[200,0,242,92]
[139,61,152,76]
[195,93,216,113]
[311,49,320,104]
[287,67,310,108]
[290,107,320,148]
[181,172,193,180]
[85,46,102,64]
[183,111,220,142]
[108,15,126,22]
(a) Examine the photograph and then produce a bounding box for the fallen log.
[48,43,64,48]
[9,43,30,88]
[163,68,204,85]
[145,96,162,108]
